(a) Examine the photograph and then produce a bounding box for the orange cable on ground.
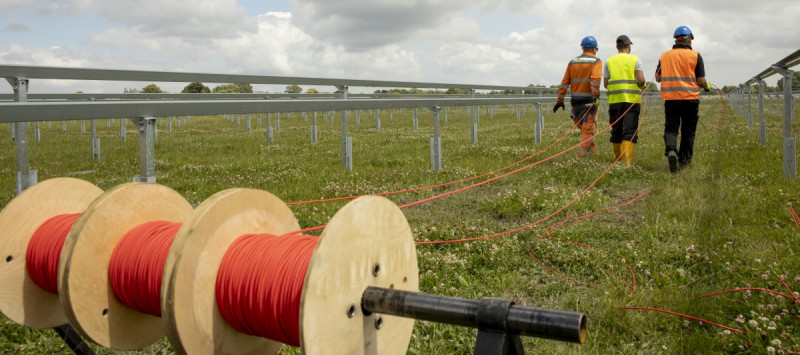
[788,203,800,228]
[287,121,577,206]
[615,306,747,334]
[215,233,318,347]
[25,213,81,294]
[108,221,182,317]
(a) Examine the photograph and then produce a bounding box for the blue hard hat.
[580,36,598,49]
[673,26,694,39]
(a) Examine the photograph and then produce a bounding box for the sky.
[0,0,798,94]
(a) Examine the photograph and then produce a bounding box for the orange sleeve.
[557,64,571,103]
[591,60,602,99]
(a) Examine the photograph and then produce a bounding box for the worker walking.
[554,36,603,159]
[604,35,646,165]
[655,26,712,173]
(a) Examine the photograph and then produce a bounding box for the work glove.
[593,98,599,107]
[552,102,565,113]
[703,82,712,92]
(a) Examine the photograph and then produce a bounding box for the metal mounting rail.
[0,64,555,93]
[0,97,555,123]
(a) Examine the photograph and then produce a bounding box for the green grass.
[1,100,799,354]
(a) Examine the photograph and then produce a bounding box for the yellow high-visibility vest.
[606,53,641,104]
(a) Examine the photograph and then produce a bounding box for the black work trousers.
[663,99,700,166]
[608,103,640,144]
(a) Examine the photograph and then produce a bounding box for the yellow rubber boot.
[621,141,635,165]
[613,143,622,160]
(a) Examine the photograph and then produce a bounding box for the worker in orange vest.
[554,36,603,159]
[604,35,646,165]
[655,26,712,173]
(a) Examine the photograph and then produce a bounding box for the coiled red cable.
[215,233,318,346]
[25,213,81,294]
[108,221,182,317]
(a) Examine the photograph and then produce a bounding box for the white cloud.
[2,23,29,32]
[1,0,798,94]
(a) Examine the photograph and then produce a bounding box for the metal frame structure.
[1,64,562,191]
[730,49,800,178]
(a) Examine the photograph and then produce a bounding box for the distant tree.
[523,84,546,95]
[285,84,302,94]
[306,88,319,94]
[776,71,800,91]
[213,83,254,93]
[141,84,164,93]
[643,82,659,92]
[445,88,469,95]
[123,88,139,94]
[182,82,211,93]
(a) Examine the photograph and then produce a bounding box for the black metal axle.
[361,286,586,346]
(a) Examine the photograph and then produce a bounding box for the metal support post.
[120,118,126,142]
[374,109,381,131]
[430,107,442,171]
[535,103,542,144]
[6,77,37,193]
[246,113,251,132]
[90,120,100,160]
[747,84,753,128]
[132,117,157,183]
[356,110,361,125]
[34,121,40,142]
[413,108,419,131]
[267,113,274,143]
[757,79,766,145]
[470,90,478,144]
[275,112,280,132]
[311,112,318,144]
[339,86,352,171]
[772,66,796,178]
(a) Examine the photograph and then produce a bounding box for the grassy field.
[0,98,798,354]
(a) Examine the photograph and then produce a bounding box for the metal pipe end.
[578,314,587,344]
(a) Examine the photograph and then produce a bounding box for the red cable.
[108,221,182,317]
[680,287,795,303]
[788,203,800,228]
[25,213,81,294]
[287,122,577,206]
[526,250,599,288]
[215,233,318,346]
[616,306,747,334]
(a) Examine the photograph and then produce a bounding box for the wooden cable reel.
[59,182,192,349]
[0,178,103,328]
[162,188,419,355]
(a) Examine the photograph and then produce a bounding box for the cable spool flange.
[58,182,192,350]
[0,178,102,328]
[162,190,419,355]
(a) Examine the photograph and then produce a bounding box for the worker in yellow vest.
[604,35,646,165]
[656,26,712,173]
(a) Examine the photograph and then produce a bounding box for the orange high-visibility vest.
[659,48,700,100]
[558,52,602,104]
